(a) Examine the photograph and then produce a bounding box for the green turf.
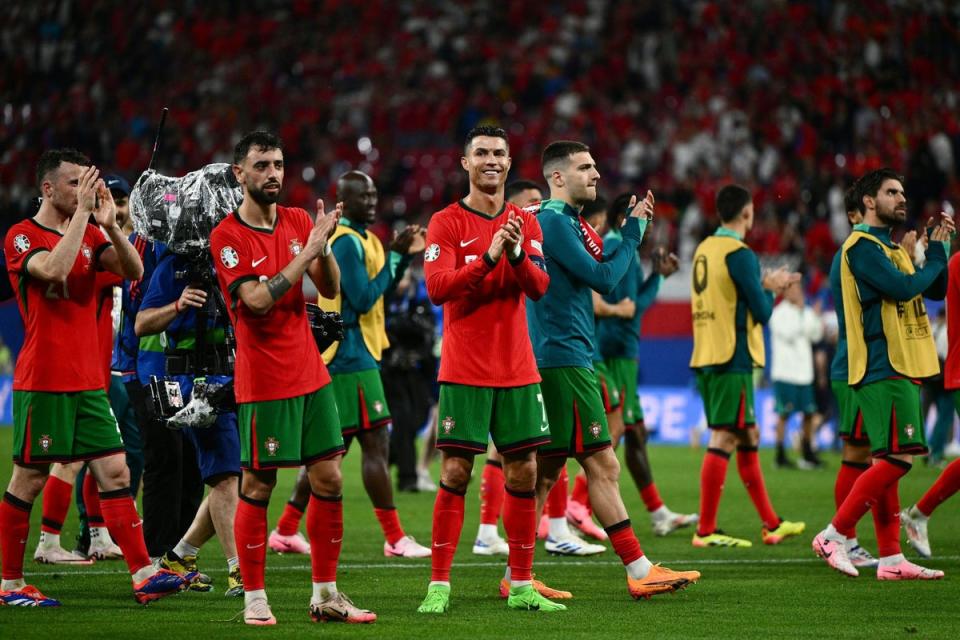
[0,427,957,639]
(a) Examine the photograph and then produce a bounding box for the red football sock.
[639,482,664,513]
[275,500,305,536]
[736,446,780,530]
[1,492,32,581]
[99,489,151,575]
[374,507,405,546]
[83,472,104,527]
[833,458,910,534]
[833,461,868,538]
[546,467,568,518]
[916,458,960,517]
[502,487,536,582]
[40,475,73,535]
[307,494,342,583]
[479,460,505,526]
[604,519,644,566]
[873,479,902,557]
[235,495,268,591]
[430,483,465,582]
[571,473,591,510]
[696,448,729,536]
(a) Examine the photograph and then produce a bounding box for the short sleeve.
[210,219,256,294]
[4,224,48,275]
[85,224,112,268]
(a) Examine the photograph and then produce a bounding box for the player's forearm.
[339,251,393,312]
[102,225,144,280]
[852,241,946,302]
[242,250,316,314]
[510,251,549,301]
[135,303,178,336]
[425,259,491,304]
[309,250,340,300]
[34,212,89,282]
[635,273,662,315]
[593,291,621,317]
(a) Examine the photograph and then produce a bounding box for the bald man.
[317,171,430,558]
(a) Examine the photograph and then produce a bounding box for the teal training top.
[695,227,774,374]
[597,228,662,360]
[843,225,947,385]
[328,218,409,374]
[829,223,871,382]
[528,198,647,370]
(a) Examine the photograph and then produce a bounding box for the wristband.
[174,299,181,314]
[321,243,332,257]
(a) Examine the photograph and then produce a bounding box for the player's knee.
[585,451,621,486]
[440,463,471,491]
[504,459,536,492]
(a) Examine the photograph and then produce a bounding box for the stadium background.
[2,1,960,439]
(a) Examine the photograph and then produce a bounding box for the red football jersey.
[945,252,960,390]
[5,219,111,392]
[210,206,329,403]
[424,200,549,387]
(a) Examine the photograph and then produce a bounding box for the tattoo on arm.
[266,273,292,301]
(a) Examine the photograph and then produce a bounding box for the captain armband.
[266,273,292,301]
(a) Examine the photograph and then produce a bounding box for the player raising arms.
[418,126,562,614]
[528,140,700,599]
[813,168,952,579]
[1,149,186,607]
[209,131,374,625]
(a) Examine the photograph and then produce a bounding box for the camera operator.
[134,248,242,595]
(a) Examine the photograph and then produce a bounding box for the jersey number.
[45,281,69,300]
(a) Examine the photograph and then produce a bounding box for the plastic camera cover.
[129,163,243,254]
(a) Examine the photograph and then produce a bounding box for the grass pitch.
[0,428,957,639]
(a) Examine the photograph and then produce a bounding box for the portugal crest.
[265,437,280,457]
[441,416,455,434]
[290,238,303,256]
[373,400,384,414]
[589,422,602,438]
[39,434,52,452]
[905,424,915,438]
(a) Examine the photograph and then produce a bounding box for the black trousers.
[383,367,432,490]
[127,381,203,557]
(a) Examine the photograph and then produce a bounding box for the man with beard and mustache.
[315,170,430,558]
[527,140,700,600]
[814,168,953,580]
[210,131,375,625]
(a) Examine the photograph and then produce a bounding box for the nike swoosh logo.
[252,256,267,267]
[521,544,535,549]
[460,238,478,247]
[433,542,451,548]
[246,542,265,549]
[540,424,549,432]
[132,521,143,528]
[331,538,343,543]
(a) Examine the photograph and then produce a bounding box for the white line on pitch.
[26,554,960,578]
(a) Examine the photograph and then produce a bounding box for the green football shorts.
[331,369,391,436]
[436,383,551,454]
[695,371,756,430]
[605,357,644,427]
[237,383,344,470]
[538,366,611,458]
[593,360,622,413]
[13,389,124,464]
[773,381,817,416]
[831,380,867,446]
[856,378,927,458]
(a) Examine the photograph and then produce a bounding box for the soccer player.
[1,149,186,606]
[900,237,960,557]
[210,131,375,624]
[529,140,700,599]
[135,243,244,596]
[317,170,430,558]
[813,168,951,579]
[690,184,805,548]
[769,279,825,469]
[417,126,563,614]
[593,193,698,537]
[825,184,880,568]
[473,178,545,557]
